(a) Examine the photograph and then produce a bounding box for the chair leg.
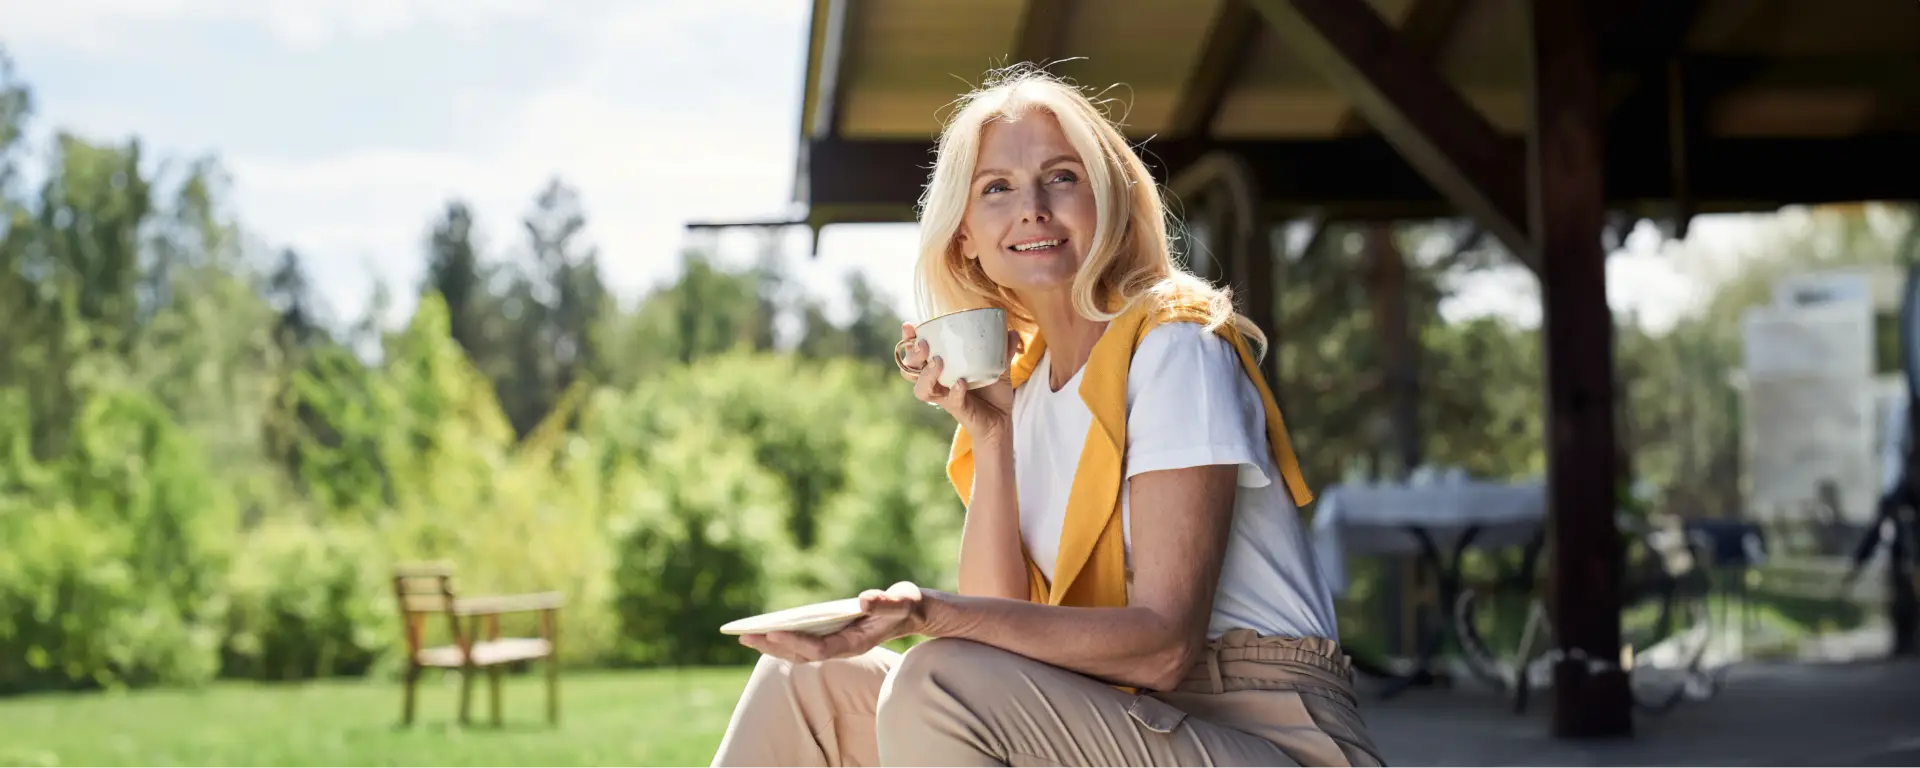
[459,666,475,725]
[489,666,504,728]
[546,654,559,726]
[402,664,420,726]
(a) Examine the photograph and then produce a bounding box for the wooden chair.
[392,562,564,727]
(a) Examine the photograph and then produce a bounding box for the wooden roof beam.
[1592,0,1718,241]
[809,0,859,139]
[805,135,1920,215]
[1013,0,1075,69]
[1599,0,1705,71]
[1599,0,1706,135]
[1332,0,1471,135]
[1167,0,1263,139]
[1247,0,1537,273]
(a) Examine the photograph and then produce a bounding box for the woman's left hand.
[740,582,927,663]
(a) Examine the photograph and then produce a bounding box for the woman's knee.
[743,651,795,686]
[875,639,1003,721]
[744,648,895,699]
[890,638,1000,683]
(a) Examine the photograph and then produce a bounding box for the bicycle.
[1451,511,1725,716]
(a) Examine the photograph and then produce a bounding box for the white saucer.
[720,598,866,636]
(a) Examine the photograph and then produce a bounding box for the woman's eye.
[983,181,1009,195]
[1050,170,1077,184]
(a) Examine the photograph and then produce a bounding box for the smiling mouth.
[1009,238,1066,253]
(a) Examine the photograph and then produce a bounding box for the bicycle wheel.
[1450,531,1551,707]
[1621,528,1722,715]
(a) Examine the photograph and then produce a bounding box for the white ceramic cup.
[894,308,1009,390]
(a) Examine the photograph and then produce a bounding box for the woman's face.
[957,110,1097,297]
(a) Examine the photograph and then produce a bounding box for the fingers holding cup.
[913,357,949,405]
[893,330,930,381]
[898,308,1008,399]
[935,374,972,412]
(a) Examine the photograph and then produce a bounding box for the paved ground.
[1358,658,1920,766]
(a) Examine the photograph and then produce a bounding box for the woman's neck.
[1026,295,1106,392]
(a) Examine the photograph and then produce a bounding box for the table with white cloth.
[1310,477,1548,696]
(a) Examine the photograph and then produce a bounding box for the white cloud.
[226,104,797,323]
[1,0,809,54]
[0,0,550,52]
[205,0,824,325]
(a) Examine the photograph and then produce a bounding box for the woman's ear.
[955,232,975,260]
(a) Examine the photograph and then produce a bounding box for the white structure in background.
[1741,266,1906,529]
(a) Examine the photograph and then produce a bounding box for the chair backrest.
[392,562,467,658]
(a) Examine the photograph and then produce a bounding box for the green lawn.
[0,667,752,767]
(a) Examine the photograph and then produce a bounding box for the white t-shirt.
[1011,321,1339,641]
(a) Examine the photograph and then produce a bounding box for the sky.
[1,0,1759,333]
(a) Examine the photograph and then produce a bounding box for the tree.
[490,178,611,438]
[422,201,488,359]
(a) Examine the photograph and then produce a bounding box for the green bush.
[220,519,391,681]
[608,423,795,666]
[589,352,964,666]
[0,297,970,689]
[0,382,231,693]
[812,418,964,598]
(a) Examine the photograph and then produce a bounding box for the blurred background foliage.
[0,46,1914,695]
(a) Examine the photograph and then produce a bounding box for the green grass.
[0,667,753,767]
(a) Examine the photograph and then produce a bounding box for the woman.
[711,68,1381,767]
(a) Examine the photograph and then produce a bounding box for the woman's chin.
[986,261,1081,294]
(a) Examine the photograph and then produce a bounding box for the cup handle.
[894,337,924,378]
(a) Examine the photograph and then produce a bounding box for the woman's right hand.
[899,322,1019,444]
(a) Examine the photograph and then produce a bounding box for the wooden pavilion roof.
[790,0,1920,230]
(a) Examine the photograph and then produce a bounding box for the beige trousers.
[710,630,1384,767]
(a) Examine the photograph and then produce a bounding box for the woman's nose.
[1020,187,1052,222]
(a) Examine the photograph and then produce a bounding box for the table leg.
[1374,525,1483,699]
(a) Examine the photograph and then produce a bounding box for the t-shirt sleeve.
[1123,322,1275,488]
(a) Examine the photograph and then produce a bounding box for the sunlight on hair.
[912,64,1265,359]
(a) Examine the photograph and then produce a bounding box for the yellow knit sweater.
[944,291,1314,608]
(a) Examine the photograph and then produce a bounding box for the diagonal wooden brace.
[1247,0,1538,273]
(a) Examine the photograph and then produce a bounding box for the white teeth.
[1012,239,1062,252]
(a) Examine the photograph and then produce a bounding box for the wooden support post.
[1664,59,1696,240]
[1365,224,1420,477]
[1199,188,1230,284]
[1528,0,1633,739]
[1171,151,1283,431]
[1244,211,1278,391]
[1366,223,1426,659]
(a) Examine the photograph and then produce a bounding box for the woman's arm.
[955,435,1034,600]
[747,462,1237,691]
[922,462,1238,691]
[750,324,1246,688]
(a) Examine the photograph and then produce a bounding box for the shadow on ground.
[1362,659,1920,766]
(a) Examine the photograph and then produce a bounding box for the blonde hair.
[912,66,1264,355]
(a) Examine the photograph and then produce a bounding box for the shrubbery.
[0,295,965,692]
[0,379,232,693]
